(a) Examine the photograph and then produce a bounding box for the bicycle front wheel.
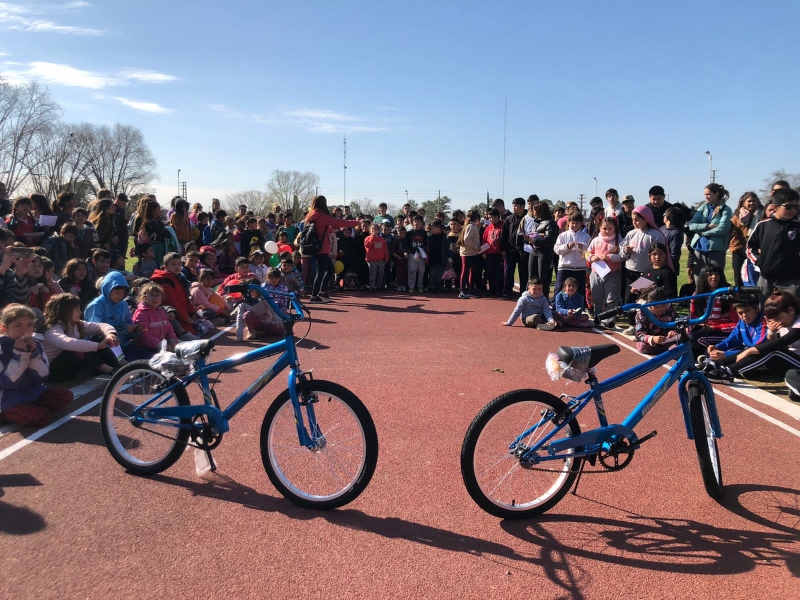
[689,385,723,500]
[260,380,378,509]
[100,360,191,476]
[461,389,582,519]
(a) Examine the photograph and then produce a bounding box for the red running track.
[1,290,799,599]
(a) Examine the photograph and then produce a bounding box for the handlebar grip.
[224,284,248,294]
[737,286,761,294]
[597,308,622,320]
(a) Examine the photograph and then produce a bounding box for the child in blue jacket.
[554,277,592,328]
[707,296,768,361]
[84,271,146,361]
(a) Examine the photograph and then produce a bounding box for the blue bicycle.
[461,286,759,518]
[100,284,378,509]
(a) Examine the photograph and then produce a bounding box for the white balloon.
[265,241,279,254]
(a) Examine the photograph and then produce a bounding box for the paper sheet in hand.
[479,242,491,253]
[592,260,611,278]
[111,344,125,359]
[38,215,58,227]
[416,248,427,260]
[630,277,655,291]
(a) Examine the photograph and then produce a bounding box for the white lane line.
[0,326,234,460]
[593,329,800,437]
[0,398,102,462]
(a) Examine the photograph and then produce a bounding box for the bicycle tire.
[688,385,724,500]
[100,360,191,476]
[260,380,378,509]
[461,389,582,519]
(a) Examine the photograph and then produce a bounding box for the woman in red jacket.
[305,196,359,303]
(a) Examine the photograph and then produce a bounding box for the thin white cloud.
[2,61,177,89]
[208,103,231,113]
[284,108,388,133]
[114,97,171,114]
[0,2,102,35]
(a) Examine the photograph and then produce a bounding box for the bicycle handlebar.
[224,284,305,323]
[598,286,760,330]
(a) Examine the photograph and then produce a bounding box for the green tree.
[420,195,452,219]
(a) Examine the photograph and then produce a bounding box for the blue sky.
[1,0,799,211]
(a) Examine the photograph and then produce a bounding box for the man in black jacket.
[113,193,130,257]
[501,198,528,299]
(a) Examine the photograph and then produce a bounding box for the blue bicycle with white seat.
[100,284,378,509]
[461,286,760,518]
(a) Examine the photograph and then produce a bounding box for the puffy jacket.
[521,217,557,255]
[151,269,196,335]
[190,281,227,314]
[688,202,732,252]
[132,303,177,350]
[554,229,591,269]
[84,271,135,346]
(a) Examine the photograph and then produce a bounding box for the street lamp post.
[405,190,408,204]
[178,169,181,195]
[705,151,712,183]
[594,177,598,198]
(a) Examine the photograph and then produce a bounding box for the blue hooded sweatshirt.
[84,271,134,347]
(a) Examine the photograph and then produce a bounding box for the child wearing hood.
[132,282,177,354]
[84,270,147,361]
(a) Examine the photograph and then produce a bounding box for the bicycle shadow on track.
[721,483,800,537]
[347,302,472,315]
[0,474,47,535]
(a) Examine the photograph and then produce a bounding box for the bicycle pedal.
[630,430,658,449]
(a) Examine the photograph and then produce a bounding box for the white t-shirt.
[778,316,800,354]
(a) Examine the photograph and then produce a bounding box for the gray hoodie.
[506,291,554,325]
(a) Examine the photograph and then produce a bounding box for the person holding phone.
[0,230,34,307]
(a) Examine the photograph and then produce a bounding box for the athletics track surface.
[1,290,799,599]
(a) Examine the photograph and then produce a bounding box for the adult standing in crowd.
[648,185,673,228]
[747,187,800,298]
[687,183,733,283]
[305,196,359,303]
[113,193,130,256]
[728,191,762,288]
[501,198,528,299]
[522,201,558,300]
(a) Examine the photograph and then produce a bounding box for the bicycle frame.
[517,286,758,464]
[125,285,323,450]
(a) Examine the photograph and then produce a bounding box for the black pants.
[723,350,800,378]
[528,250,554,299]
[731,250,746,288]
[312,254,334,297]
[504,251,529,296]
[484,254,504,294]
[49,349,119,383]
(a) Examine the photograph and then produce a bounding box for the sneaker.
[622,326,635,336]
[458,292,470,299]
[179,332,199,341]
[309,296,324,303]
[536,321,557,331]
[705,366,734,384]
[501,293,511,300]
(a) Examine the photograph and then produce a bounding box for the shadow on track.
[345,302,471,315]
[0,474,47,534]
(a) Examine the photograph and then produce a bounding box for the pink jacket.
[190,281,227,314]
[42,320,117,362]
[305,212,360,256]
[132,303,177,350]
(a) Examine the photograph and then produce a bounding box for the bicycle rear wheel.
[461,389,582,519]
[100,360,191,476]
[260,380,378,509]
[689,385,723,500]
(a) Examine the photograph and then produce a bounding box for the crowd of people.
[1,179,799,427]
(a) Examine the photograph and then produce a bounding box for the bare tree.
[348,197,378,216]
[760,169,800,199]
[0,79,61,194]
[223,190,273,216]
[266,170,319,214]
[83,123,158,197]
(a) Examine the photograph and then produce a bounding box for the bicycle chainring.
[190,415,223,450]
[598,438,635,471]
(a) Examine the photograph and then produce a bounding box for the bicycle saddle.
[557,344,620,369]
[175,339,215,360]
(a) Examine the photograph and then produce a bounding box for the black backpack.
[299,222,323,255]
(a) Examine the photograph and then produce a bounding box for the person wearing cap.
[647,186,673,229]
[501,198,529,299]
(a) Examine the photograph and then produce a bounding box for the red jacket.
[482,223,503,255]
[150,269,196,335]
[305,212,360,256]
[364,234,389,262]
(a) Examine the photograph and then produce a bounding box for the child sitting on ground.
[132,243,158,279]
[263,267,290,313]
[84,270,146,361]
[199,245,225,285]
[554,277,593,328]
[280,258,305,295]
[181,250,201,284]
[0,304,73,426]
[706,295,767,363]
[249,250,268,282]
[132,282,178,355]
[634,287,679,355]
[190,268,230,325]
[42,293,120,382]
[151,252,201,341]
[502,277,557,330]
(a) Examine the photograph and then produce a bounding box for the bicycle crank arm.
[627,430,658,451]
[548,424,637,455]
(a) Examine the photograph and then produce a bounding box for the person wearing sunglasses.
[747,187,800,300]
